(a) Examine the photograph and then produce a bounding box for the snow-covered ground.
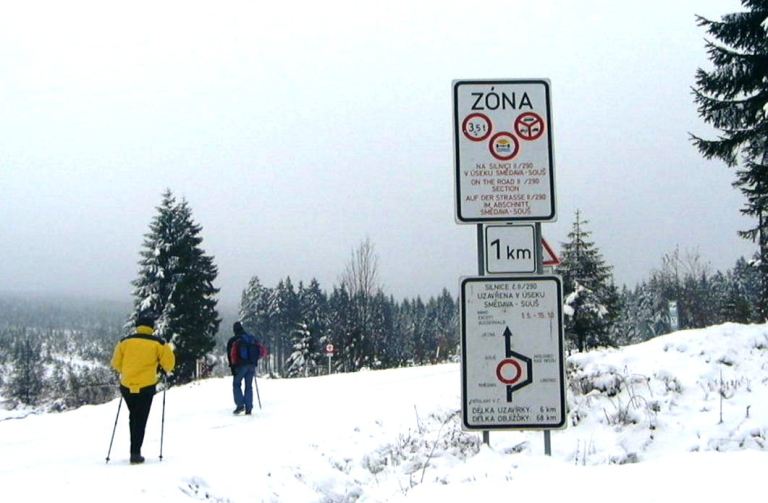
[1,322,767,502]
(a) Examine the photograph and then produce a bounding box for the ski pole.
[106,397,122,464]
[159,381,167,461]
[254,373,262,410]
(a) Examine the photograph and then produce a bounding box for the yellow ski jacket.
[111,325,176,393]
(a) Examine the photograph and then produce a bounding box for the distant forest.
[0,294,131,411]
[0,243,761,414]
[0,285,460,413]
[0,292,246,412]
[0,207,762,415]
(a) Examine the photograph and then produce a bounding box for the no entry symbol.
[514,112,545,141]
[496,359,523,385]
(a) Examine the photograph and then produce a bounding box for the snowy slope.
[1,323,767,502]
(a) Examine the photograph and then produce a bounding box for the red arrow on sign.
[542,238,560,266]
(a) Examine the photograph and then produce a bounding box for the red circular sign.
[514,112,545,141]
[496,359,522,384]
[488,132,520,161]
[325,343,334,354]
[462,113,492,142]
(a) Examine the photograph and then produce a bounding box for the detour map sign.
[453,79,556,223]
[460,275,565,430]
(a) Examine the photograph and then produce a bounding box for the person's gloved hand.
[230,366,236,376]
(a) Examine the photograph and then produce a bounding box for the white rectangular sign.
[485,224,537,274]
[460,275,566,430]
[453,79,556,223]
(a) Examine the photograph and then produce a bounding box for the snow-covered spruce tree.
[327,285,354,372]
[692,1,767,318]
[650,247,715,330]
[723,256,763,322]
[9,336,45,406]
[296,279,327,374]
[239,276,274,372]
[370,292,397,368]
[271,277,299,376]
[370,291,401,369]
[284,323,313,378]
[615,283,669,345]
[408,297,430,365]
[239,276,273,331]
[130,189,220,384]
[555,210,620,352]
[394,297,422,366]
[611,286,639,347]
[429,288,459,362]
[284,279,329,378]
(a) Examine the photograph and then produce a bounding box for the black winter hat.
[233,321,244,334]
[136,315,155,329]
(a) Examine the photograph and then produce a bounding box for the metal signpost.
[669,301,679,332]
[453,78,565,455]
[325,343,334,375]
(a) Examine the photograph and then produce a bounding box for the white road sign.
[460,275,565,430]
[485,224,537,274]
[453,79,556,223]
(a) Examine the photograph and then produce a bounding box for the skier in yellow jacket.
[111,315,175,464]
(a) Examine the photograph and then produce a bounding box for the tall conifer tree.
[239,276,274,374]
[692,1,768,317]
[271,278,299,375]
[131,189,220,384]
[328,285,354,372]
[556,211,620,351]
[9,336,45,405]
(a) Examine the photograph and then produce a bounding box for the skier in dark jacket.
[226,321,259,415]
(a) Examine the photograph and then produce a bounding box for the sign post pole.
[535,222,552,456]
[325,344,335,375]
[476,224,490,446]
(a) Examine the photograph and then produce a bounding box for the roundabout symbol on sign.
[489,132,520,161]
[498,329,535,401]
[462,113,492,142]
[514,112,545,141]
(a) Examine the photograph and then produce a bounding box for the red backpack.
[230,334,268,365]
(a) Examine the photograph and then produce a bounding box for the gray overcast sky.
[0,0,756,309]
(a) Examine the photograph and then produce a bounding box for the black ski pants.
[120,384,156,455]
